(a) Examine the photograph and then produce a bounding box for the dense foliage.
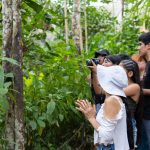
[0,0,150,149]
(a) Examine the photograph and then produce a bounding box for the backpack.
[121,96,134,149]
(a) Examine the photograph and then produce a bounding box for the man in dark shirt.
[138,32,150,150]
[90,49,109,113]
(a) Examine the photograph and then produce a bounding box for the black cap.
[95,49,109,58]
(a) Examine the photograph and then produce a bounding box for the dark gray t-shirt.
[143,61,150,120]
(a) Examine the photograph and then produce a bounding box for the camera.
[86,58,100,66]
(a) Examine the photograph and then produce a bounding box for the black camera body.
[86,58,100,66]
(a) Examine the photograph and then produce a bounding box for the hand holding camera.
[86,59,98,74]
[86,58,100,66]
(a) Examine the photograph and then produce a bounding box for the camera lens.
[93,58,100,65]
[86,60,92,66]
[86,58,100,66]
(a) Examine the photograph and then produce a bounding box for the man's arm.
[92,73,103,94]
[143,88,150,95]
[89,61,104,95]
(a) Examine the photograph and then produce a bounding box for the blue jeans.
[96,103,101,114]
[131,118,137,146]
[97,144,115,150]
[143,119,150,150]
[138,120,150,150]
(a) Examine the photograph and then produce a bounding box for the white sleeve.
[98,118,117,140]
[96,105,124,141]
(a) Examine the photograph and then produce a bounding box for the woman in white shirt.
[76,64,129,150]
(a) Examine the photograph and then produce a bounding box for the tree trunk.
[2,0,25,149]
[121,0,124,29]
[121,0,124,19]
[64,0,69,44]
[2,0,15,149]
[84,0,88,52]
[12,0,24,149]
[72,0,83,54]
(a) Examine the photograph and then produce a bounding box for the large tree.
[64,0,69,44]
[2,0,25,149]
[72,0,83,54]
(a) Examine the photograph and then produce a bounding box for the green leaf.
[0,67,4,88]
[23,0,43,13]
[59,114,64,122]
[0,96,9,112]
[4,82,12,88]
[0,88,8,95]
[29,120,37,130]
[5,73,14,78]
[2,57,19,66]
[47,100,56,115]
[37,119,45,128]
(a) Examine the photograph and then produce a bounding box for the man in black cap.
[94,49,110,65]
[90,49,110,113]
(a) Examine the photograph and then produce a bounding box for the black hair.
[120,59,140,85]
[104,55,120,65]
[120,96,134,149]
[117,54,131,63]
[139,32,150,45]
[120,59,143,145]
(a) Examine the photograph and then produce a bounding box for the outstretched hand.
[75,100,96,120]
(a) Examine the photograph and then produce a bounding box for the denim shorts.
[97,144,115,150]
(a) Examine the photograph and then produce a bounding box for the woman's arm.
[103,96,121,119]
[75,96,121,130]
[75,100,100,130]
[123,83,140,102]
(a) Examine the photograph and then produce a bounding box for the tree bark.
[2,0,15,149]
[84,0,88,52]
[64,0,69,44]
[121,0,124,19]
[2,0,25,149]
[72,0,83,54]
[12,0,25,149]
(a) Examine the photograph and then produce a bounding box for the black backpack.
[121,96,134,149]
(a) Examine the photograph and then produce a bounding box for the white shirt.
[94,98,129,150]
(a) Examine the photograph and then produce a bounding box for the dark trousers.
[138,123,149,150]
